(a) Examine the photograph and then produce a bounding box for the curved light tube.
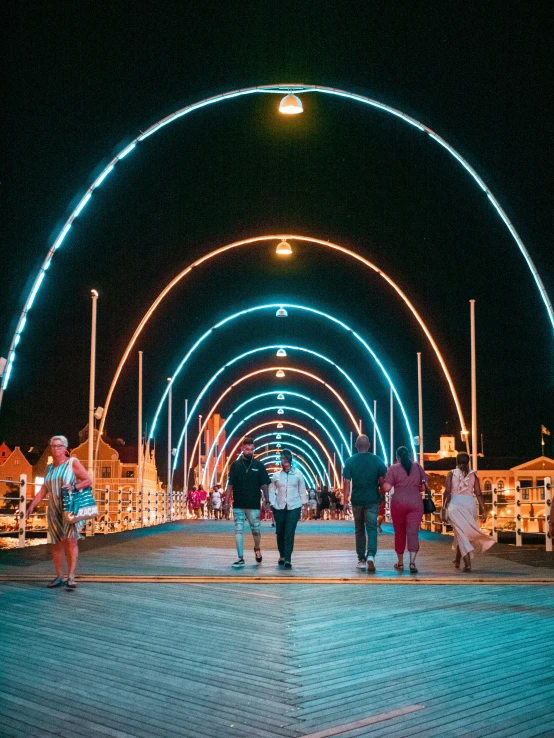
[172,344,389,472]
[209,404,345,490]
[255,452,315,488]
[201,390,350,486]
[254,430,333,486]
[254,441,328,485]
[186,365,361,473]
[221,420,340,486]
[4,84,551,418]
[150,302,412,454]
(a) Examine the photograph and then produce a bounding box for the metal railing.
[0,475,187,547]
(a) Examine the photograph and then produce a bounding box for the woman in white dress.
[441,453,494,572]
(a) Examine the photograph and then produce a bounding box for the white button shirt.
[269,468,306,510]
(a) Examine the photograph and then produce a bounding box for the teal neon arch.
[149,302,414,457]
[172,344,391,471]
[3,83,551,406]
[253,439,329,485]
[254,430,333,485]
[256,452,314,488]
[201,390,350,486]
[210,405,345,488]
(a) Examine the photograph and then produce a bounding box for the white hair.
[50,435,69,448]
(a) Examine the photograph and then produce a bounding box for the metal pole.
[417,352,424,468]
[470,299,478,471]
[349,431,353,455]
[198,414,202,485]
[88,290,98,483]
[390,384,394,465]
[204,428,211,488]
[184,399,188,493]
[167,378,172,520]
[373,400,377,454]
[138,351,143,527]
[359,419,362,434]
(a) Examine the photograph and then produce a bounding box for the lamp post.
[470,299,478,471]
[167,377,172,521]
[138,350,143,526]
[88,290,98,484]
[417,352,424,468]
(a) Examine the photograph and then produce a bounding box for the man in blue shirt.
[343,434,387,572]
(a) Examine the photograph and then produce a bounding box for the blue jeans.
[352,503,379,560]
[233,508,261,558]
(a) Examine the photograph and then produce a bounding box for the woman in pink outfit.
[382,446,426,573]
[441,453,494,572]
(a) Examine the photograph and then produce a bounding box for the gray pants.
[352,503,379,560]
[233,508,261,557]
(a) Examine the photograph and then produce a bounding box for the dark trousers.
[352,503,380,560]
[272,506,301,561]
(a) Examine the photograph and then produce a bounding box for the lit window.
[484,480,492,492]
[497,480,505,491]
[101,466,111,478]
[125,470,134,478]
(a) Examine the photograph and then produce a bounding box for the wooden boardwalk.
[1,521,554,737]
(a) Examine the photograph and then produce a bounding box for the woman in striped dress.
[26,435,92,590]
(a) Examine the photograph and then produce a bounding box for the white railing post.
[492,486,498,543]
[545,476,552,553]
[18,474,27,548]
[515,484,522,546]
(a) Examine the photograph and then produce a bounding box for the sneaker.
[254,549,263,563]
[356,560,367,570]
[367,558,376,573]
[232,558,245,568]
[284,561,292,569]
[278,557,285,566]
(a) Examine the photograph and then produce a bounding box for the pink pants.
[391,490,423,554]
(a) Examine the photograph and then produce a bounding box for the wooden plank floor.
[1,521,553,582]
[1,581,554,737]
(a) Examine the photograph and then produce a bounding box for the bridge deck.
[1,521,554,737]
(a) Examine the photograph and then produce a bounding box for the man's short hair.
[355,434,371,450]
[242,436,254,446]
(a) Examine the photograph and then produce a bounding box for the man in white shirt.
[269,449,306,569]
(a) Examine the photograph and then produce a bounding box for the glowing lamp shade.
[277,408,284,415]
[276,369,286,378]
[276,444,281,449]
[279,94,303,115]
[277,393,285,400]
[276,348,287,357]
[277,423,284,429]
[276,434,282,440]
[276,240,293,256]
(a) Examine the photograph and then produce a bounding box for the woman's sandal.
[65,577,77,591]
[47,577,65,588]
[409,563,419,574]
[463,565,472,573]
[393,562,404,571]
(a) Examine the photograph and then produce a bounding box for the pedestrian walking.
[308,488,318,520]
[382,446,425,574]
[269,449,306,569]
[211,486,222,519]
[198,485,207,518]
[226,437,270,567]
[343,435,387,572]
[441,453,494,571]
[25,435,93,591]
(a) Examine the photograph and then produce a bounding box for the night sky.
[2,2,553,481]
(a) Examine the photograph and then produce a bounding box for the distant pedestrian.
[211,486,222,519]
[197,485,207,518]
[343,435,387,572]
[308,488,318,520]
[441,453,494,572]
[226,437,270,567]
[382,446,425,574]
[25,435,92,591]
[269,450,306,569]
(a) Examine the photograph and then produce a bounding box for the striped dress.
[46,457,84,543]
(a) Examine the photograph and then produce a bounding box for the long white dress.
[447,468,494,558]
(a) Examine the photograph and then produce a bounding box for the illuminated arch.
[201,390,351,486]
[149,303,413,450]
[173,344,391,471]
[255,452,315,488]
[187,365,360,478]
[5,85,551,417]
[253,439,329,485]
[221,420,341,486]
